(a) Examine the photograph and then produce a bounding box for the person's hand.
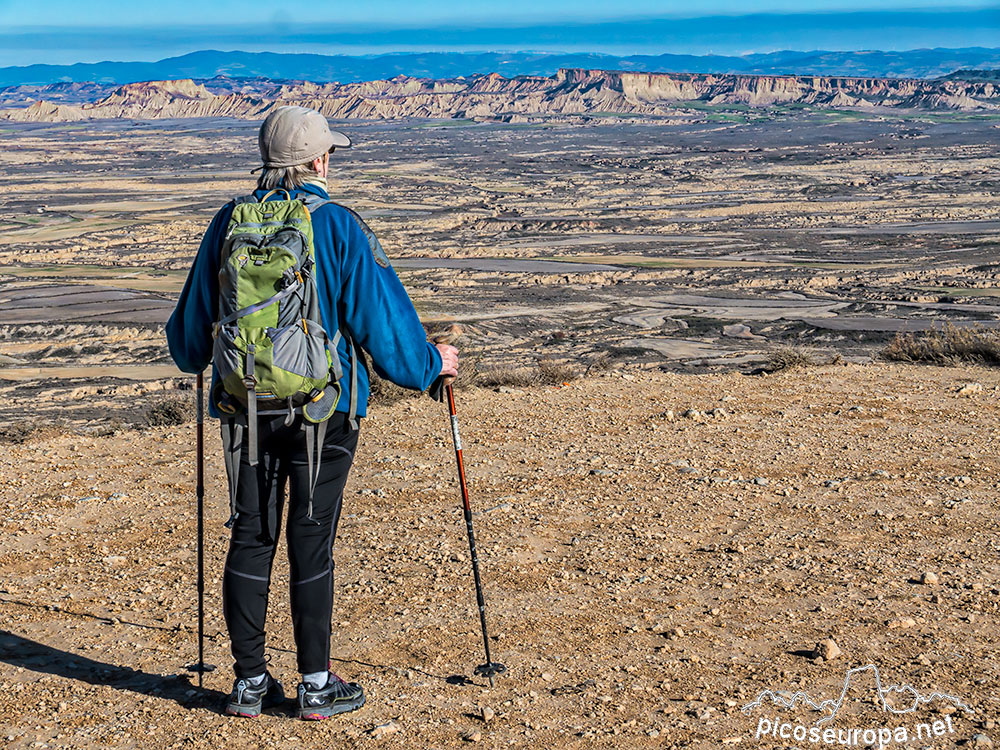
[436,343,458,381]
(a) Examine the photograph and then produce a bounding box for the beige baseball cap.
[257,105,351,168]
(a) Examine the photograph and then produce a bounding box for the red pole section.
[447,384,473,513]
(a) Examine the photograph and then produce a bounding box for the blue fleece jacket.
[165,183,442,418]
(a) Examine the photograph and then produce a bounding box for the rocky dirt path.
[0,363,997,749]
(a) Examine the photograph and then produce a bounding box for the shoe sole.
[225,694,285,718]
[298,692,366,720]
[225,700,262,718]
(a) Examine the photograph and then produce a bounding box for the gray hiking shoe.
[225,672,285,717]
[296,672,366,720]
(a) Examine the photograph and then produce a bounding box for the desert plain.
[0,107,998,748]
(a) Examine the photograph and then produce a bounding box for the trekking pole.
[185,371,216,687]
[442,379,506,688]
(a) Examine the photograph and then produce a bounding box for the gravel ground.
[1,362,998,749]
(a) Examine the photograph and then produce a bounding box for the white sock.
[246,673,266,686]
[303,670,328,689]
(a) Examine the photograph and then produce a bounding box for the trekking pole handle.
[432,326,461,387]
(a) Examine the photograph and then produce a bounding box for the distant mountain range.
[943,68,1000,81]
[3,7,999,68]
[4,47,1000,89]
[4,68,998,124]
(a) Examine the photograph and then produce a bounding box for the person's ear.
[311,155,324,174]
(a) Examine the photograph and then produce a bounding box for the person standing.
[166,105,458,719]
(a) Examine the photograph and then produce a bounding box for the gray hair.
[256,162,319,191]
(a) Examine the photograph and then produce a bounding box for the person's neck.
[303,175,328,193]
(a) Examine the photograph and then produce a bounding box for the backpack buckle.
[215,388,239,415]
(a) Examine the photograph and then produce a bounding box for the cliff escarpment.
[3,68,998,122]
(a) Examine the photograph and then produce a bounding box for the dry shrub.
[537,359,581,385]
[145,397,191,427]
[883,324,1000,366]
[475,364,539,388]
[471,359,583,388]
[452,351,484,391]
[585,352,613,375]
[766,347,815,372]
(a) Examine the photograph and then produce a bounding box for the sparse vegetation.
[766,347,815,372]
[536,359,581,385]
[584,352,613,375]
[469,359,584,389]
[883,324,1000,366]
[373,349,590,399]
[473,364,539,389]
[144,397,190,427]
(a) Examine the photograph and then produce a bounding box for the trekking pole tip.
[475,661,506,688]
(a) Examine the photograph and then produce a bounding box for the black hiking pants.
[222,412,358,678]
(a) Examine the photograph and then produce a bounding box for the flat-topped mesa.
[3,68,999,122]
[98,79,215,105]
[555,68,624,85]
[556,67,1000,108]
[552,68,862,105]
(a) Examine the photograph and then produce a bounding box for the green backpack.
[213,188,352,526]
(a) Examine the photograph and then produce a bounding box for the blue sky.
[2,0,996,27]
[0,2,998,66]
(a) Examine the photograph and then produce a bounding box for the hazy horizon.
[1,6,998,67]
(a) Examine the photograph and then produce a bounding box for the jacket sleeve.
[165,206,229,374]
[338,212,442,391]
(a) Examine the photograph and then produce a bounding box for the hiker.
[165,105,458,719]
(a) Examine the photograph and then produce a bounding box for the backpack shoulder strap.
[299,194,363,431]
[301,192,335,213]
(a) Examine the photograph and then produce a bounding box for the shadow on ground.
[0,629,226,710]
